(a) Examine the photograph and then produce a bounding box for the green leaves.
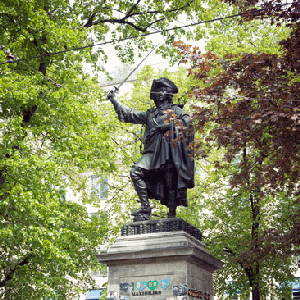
[1,0,221,297]
[0,1,116,298]
[173,1,300,299]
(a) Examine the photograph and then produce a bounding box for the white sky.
[82,11,207,93]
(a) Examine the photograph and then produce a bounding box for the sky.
[93,36,206,97]
[82,11,207,95]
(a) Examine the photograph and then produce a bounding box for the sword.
[108,44,160,95]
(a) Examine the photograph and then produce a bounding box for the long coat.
[111,98,194,207]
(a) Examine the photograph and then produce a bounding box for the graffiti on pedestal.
[118,278,171,298]
[188,289,211,299]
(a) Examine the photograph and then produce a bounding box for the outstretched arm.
[107,89,147,124]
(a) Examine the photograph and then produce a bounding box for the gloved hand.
[107,89,115,101]
[107,86,119,101]
[149,118,172,136]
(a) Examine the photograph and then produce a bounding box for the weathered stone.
[97,229,223,300]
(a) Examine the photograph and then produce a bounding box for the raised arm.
[107,90,147,124]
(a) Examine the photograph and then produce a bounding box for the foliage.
[180,147,298,299]
[175,0,300,299]
[0,0,212,298]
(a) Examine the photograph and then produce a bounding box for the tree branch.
[0,255,33,288]
[84,12,97,27]
[91,18,150,32]
[126,0,142,17]
[83,0,195,32]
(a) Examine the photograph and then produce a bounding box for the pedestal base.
[97,221,223,300]
[97,219,223,300]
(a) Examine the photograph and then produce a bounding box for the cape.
[111,99,195,206]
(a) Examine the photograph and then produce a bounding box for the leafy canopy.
[0,0,215,299]
[175,0,300,299]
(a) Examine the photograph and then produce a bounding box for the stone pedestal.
[97,219,223,300]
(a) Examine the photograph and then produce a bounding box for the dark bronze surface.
[121,218,202,241]
[108,77,194,221]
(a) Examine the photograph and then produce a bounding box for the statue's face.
[153,87,168,102]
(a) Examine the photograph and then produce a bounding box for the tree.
[175,1,300,299]
[0,0,210,298]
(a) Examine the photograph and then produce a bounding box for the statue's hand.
[149,119,172,135]
[107,86,119,101]
[107,90,115,101]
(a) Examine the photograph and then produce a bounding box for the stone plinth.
[121,218,202,241]
[97,220,223,300]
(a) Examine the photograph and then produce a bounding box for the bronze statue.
[108,77,194,221]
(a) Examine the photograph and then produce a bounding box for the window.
[90,176,108,199]
[90,267,107,277]
[293,291,300,300]
[89,211,108,219]
[85,289,104,299]
[51,180,67,201]
[225,281,241,299]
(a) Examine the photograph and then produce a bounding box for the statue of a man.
[108,77,194,221]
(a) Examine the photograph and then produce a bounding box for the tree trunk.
[251,262,260,300]
[252,285,260,300]
[245,262,260,300]
[249,188,261,300]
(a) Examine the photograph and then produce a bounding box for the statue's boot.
[167,189,177,218]
[130,166,151,221]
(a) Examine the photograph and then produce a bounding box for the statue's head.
[150,77,178,106]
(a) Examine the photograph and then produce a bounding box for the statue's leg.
[164,165,178,218]
[130,166,151,221]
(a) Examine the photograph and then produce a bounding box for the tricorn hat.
[150,77,178,100]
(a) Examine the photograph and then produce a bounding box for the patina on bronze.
[108,77,194,221]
